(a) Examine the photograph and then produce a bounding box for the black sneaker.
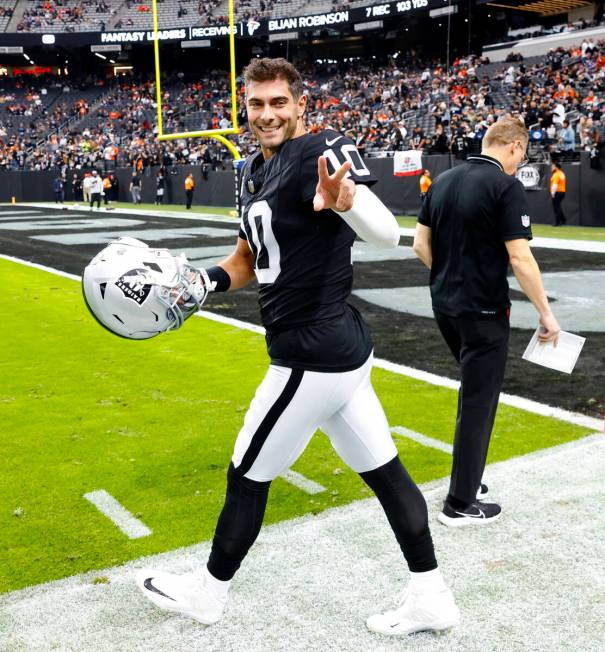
[476,483,488,499]
[438,500,502,528]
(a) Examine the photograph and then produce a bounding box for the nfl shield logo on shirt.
[521,214,531,227]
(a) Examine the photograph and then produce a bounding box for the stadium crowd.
[3,38,605,172]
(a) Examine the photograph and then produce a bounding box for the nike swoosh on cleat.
[454,508,485,518]
[325,136,342,146]
[144,577,176,601]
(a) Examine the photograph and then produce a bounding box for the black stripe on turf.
[238,368,305,476]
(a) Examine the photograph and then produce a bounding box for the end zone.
[1,434,603,651]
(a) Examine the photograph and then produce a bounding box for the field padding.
[1,434,603,651]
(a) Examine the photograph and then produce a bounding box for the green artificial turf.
[0,259,593,593]
[43,201,238,217]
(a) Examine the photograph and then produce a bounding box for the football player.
[137,58,459,636]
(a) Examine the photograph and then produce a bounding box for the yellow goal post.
[151,0,241,161]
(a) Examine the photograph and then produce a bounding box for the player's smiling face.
[246,78,307,158]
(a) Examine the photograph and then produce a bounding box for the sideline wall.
[2,155,604,226]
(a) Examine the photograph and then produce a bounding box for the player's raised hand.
[313,156,356,212]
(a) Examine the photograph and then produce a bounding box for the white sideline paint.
[0,253,80,281]
[374,356,602,431]
[2,254,602,432]
[391,426,453,454]
[280,470,326,495]
[83,490,152,540]
[2,435,604,651]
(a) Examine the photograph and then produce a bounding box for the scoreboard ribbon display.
[0,0,459,46]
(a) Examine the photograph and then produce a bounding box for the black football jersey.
[239,129,377,372]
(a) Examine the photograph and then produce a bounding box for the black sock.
[360,456,437,573]
[207,463,271,581]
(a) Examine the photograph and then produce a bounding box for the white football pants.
[232,354,398,482]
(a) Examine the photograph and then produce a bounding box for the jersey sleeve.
[498,179,533,241]
[300,132,377,202]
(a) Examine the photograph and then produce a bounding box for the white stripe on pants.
[232,354,397,482]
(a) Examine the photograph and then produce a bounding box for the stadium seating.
[3,35,605,171]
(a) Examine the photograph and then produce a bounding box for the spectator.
[130,171,142,204]
[89,170,103,211]
[53,176,64,204]
[560,120,576,152]
[156,170,165,205]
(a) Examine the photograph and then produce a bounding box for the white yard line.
[83,490,152,540]
[2,434,604,652]
[391,426,453,454]
[2,254,602,432]
[280,470,326,495]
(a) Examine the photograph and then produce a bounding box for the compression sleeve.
[335,184,400,249]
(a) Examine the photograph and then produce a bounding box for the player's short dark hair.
[243,58,304,99]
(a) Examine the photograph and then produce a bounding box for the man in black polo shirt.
[413,117,560,527]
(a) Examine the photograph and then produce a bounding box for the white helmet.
[82,237,212,339]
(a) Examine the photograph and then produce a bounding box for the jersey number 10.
[245,200,281,284]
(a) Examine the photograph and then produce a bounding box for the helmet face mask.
[82,237,209,339]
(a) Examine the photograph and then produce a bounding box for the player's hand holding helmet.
[82,236,214,339]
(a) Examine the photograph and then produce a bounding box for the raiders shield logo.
[115,268,152,304]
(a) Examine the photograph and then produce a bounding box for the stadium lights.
[23,53,31,62]
[95,53,107,60]
[109,59,116,64]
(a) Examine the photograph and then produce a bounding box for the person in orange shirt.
[184,172,195,210]
[419,169,432,198]
[550,162,567,226]
[102,174,111,205]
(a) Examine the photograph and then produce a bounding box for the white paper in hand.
[522,328,586,374]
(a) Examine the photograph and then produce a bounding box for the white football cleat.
[367,584,460,636]
[136,567,228,625]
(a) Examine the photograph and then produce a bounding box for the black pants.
[185,189,193,209]
[434,310,510,506]
[552,192,566,225]
[90,192,101,209]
